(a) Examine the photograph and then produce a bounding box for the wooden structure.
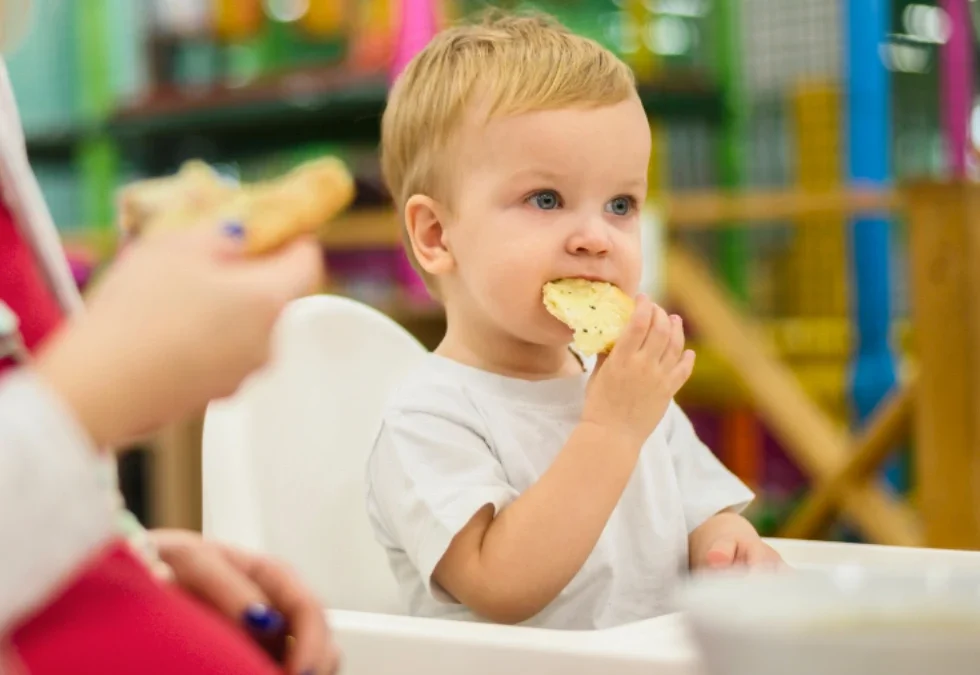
[665,182,980,550]
[151,183,980,549]
[665,246,920,547]
[905,182,980,548]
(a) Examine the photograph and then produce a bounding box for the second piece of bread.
[123,156,356,255]
[211,156,355,254]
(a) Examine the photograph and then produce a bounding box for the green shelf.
[111,72,387,141]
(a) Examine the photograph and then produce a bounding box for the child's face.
[443,96,651,350]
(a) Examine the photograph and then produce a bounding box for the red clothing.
[10,543,282,675]
[0,200,63,356]
[0,199,283,674]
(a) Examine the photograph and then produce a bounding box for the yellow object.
[349,0,393,71]
[439,0,459,25]
[542,279,635,356]
[300,0,347,37]
[788,81,847,317]
[623,0,654,80]
[214,0,264,40]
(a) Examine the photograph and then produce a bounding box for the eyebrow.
[619,179,648,192]
[502,167,649,200]
[508,168,567,184]
[508,170,646,189]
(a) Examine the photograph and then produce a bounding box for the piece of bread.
[542,278,635,356]
[118,156,356,255]
[206,157,356,254]
[116,160,237,237]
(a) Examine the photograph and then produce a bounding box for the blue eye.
[529,190,562,210]
[606,196,635,216]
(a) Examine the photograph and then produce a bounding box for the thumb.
[704,537,739,569]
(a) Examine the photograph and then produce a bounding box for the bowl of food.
[677,565,980,675]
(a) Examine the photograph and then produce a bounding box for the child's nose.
[568,219,611,256]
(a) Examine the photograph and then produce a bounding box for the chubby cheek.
[615,231,644,297]
[464,240,556,333]
[478,245,548,315]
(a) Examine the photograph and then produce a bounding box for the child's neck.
[436,316,582,381]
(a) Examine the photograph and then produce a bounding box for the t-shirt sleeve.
[663,400,755,533]
[366,394,519,603]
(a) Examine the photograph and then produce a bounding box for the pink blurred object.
[389,0,439,301]
[940,0,973,177]
[62,246,99,291]
[389,0,439,85]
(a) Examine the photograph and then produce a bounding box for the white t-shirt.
[365,353,754,630]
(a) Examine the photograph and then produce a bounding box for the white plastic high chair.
[202,294,427,614]
[200,297,980,674]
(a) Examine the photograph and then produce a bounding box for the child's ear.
[404,194,454,276]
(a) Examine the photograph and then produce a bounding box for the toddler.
[366,11,782,630]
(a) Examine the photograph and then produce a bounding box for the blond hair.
[381,11,637,287]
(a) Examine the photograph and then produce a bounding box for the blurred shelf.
[23,66,724,169]
[365,295,445,325]
[104,67,724,169]
[111,67,387,139]
[321,209,400,249]
[636,71,725,122]
[25,125,91,162]
[108,66,388,170]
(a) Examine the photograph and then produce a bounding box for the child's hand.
[689,512,786,571]
[698,535,784,570]
[581,296,695,447]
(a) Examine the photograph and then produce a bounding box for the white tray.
[327,538,980,675]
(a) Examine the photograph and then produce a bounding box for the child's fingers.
[613,295,653,357]
[704,537,738,569]
[231,551,340,675]
[640,305,671,358]
[659,315,685,366]
[745,543,786,571]
[667,349,696,393]
[153,531,275,629]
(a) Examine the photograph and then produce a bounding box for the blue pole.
[846,0,903,492]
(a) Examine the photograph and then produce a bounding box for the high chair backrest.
[202,295,428,614]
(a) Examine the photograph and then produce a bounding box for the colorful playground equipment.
[9,0,975,541]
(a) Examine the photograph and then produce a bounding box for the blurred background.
[7,0,974,545]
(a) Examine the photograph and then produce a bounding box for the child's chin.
[535,325,573,346]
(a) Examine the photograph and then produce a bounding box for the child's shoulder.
[374,355,496,457]
[382,353,480,417]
